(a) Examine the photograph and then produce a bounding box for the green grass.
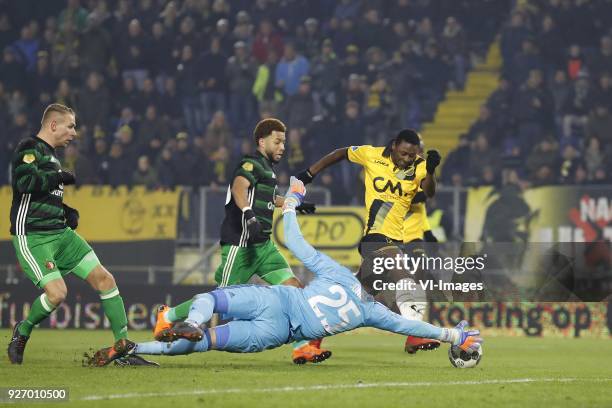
[1,329,611,407]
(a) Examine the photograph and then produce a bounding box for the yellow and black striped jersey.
[403,201,431,242]
[347,145,426,241]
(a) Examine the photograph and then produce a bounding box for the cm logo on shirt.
[372,177,406,197]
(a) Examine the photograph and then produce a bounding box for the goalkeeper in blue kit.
[125,178,482,360]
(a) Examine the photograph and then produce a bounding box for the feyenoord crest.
[45,261,55,270]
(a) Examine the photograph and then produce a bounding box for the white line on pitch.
[81,378,612,401]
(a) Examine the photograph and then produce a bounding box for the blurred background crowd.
[0,0,610,203]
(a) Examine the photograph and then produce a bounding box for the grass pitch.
[1,329,611,407]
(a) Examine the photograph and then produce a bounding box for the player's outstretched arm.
[283,177,352,279]
[296,147,349,184]
[365,302,482,353]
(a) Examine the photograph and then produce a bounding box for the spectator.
[106,142,131,186]
[275,42,309,97]
[311,39,341,119]
[526,138,559,183]
[0,47,26,92]
[58,0,88,32]
[200,36,227,125]
[149,21,174,77]
[171,132,199,187]
[340,44,365,79]
[586,104,612,146]
[440,16,468,89]
[500,12,530,66]
[132,155,159,189]
[77,72,110,131]
[12,23,39,72]
[301,18,322,59]
[139,77,161,113]
[358,8,391,50]
[155,147,176,189]
[583,137,604,180]
[251,18,284,64]
[561,72,591,139]
[232,11,254,45]
[116,124,139,165]
[333,19,358,58]
[252,48,282,113]
[226,41,257,133]
[26,51,55,102]
[565,44,586,81]
[138,104,172,158]
[159,76,183,124]
[515,69,553,150]
[117,19,150,86]
[589,36,612,79]
[176,44,202,135]
[203,110,232,153]
[284,75,315,130]
[79,2,112,73]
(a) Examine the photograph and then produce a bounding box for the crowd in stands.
[443,0,612,188]
[0,0,507,202]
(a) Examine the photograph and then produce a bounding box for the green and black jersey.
[220,151,278,247]
[10,136,67,235]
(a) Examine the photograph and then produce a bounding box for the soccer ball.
[448,345,482,368]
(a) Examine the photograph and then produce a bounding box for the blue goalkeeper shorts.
[212,285,291,353]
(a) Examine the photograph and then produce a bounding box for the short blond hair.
[41,103,75,126]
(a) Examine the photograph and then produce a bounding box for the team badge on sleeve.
[23,154,36,164]
[242,162,253,171]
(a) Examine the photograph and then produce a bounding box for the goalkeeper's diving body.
[124,178,482,360]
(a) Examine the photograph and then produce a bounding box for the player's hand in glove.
[283,176,306,213]
[425,150,441,175]
[59,169,76,185]
[296,202,316,214]
[295,169,314,185]
[453,320,483,354]
[63,204,80,229]
[243,208,267,242]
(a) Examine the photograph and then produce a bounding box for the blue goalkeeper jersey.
[276,211,444,342]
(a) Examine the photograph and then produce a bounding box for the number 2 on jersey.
[308,285,361,333]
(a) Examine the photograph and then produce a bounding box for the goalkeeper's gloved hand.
[296,169,315,185]
[283,176,306,213]
[453,320,483,354]
[424,230,437,242]
[59,169,76,186]
[425,150,441,175]
[296,202,316,214]
[63,204,79,230]
[243,208,267,242]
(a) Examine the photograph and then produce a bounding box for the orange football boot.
[153,305,173,341]
[404,336,441,354]
[292,343,332,364]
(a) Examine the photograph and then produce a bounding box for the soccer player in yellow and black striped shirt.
[297,129,442,353]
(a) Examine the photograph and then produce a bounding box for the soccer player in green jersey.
[153,118,331,364]
[7,103,153,366]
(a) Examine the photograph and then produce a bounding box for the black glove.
[244,209,267,242]
[425,150,441,175]
[59,169,76,185]
[424,230,438,243]
[63,204,79,229]
[296,169,315,185]
[296,201,316,214]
